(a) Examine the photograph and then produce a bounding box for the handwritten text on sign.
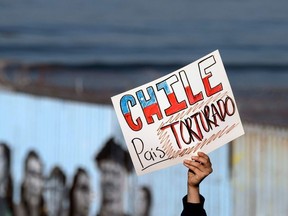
[111,50,244,175]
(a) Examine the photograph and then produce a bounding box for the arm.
[181,152,213,216]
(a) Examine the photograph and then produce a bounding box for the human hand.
[183,152,213,189]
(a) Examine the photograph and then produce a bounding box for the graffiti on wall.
[0,140,153,216]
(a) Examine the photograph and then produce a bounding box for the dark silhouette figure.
[68,168,90,216]
[16,150,47,216]
[0,142,14,216]
[44,166,68,216]
[94,137,133,216]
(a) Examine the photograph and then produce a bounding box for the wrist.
[187,185,201,203]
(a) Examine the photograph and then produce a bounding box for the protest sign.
[111,50,245,175]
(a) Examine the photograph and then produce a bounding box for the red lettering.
[179,70,204,105]
[124,113,143,131]
[165,93,187,116]
[161,121,182,149]
[143,103,163,124]
[199,55,223,97]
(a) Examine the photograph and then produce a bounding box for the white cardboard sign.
[111,50,244,175]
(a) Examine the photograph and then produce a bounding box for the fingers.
[192,152,211,168]
[183,152,213,174]
[183,158,209,174]
[183,160,202,175]
[197,151,209,160]
[183,152,213,188]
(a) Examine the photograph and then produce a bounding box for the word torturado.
[160,95,235,149]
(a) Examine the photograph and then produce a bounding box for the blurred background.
[0,0,288,215]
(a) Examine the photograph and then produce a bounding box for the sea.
[0,0,288,89]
